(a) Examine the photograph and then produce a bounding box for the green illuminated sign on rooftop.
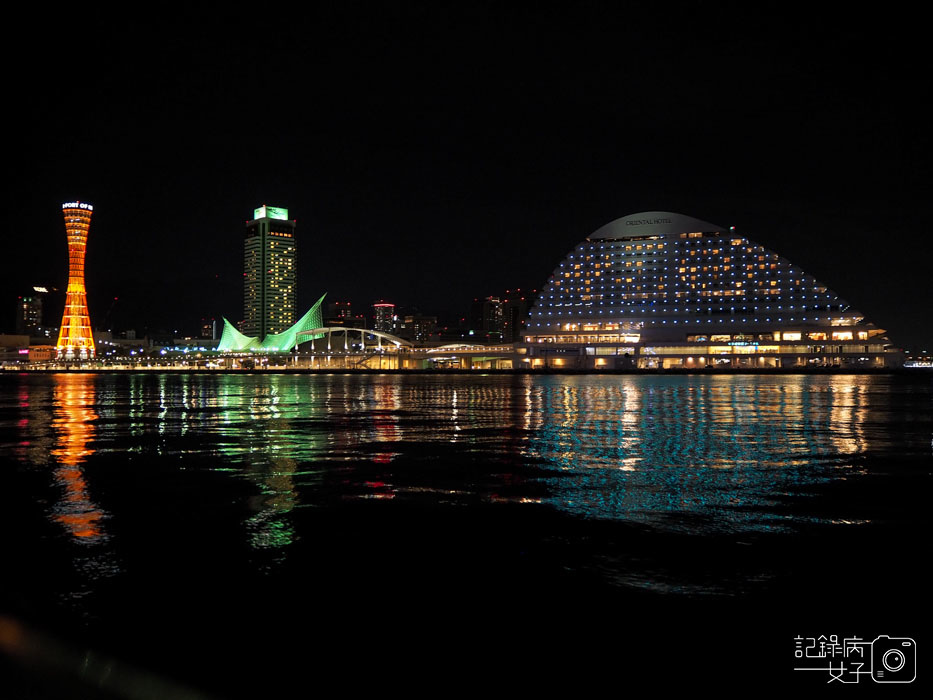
[254,205,289,221]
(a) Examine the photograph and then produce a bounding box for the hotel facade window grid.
[243,206,297,339]
[523,212,901,369]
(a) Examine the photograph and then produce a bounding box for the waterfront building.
[243,205,296,339]
[523,212,902,369]
[56,202,95,360]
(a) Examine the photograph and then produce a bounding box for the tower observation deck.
[56,201,95,360]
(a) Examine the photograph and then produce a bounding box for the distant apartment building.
[16,294,43,336]
[200,318,216,339]
[471,296,503,341]
[501,289,535,343]
[394,314,437,343]
[373,302,395,333]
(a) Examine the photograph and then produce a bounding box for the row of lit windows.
[523,337,880,350]
[683,331,871,342]
[534,310,852,321]
[553,279,825,292]
[530,317,857,328]
[557,261,806,277]
[541,292,844,303]
[639,344,885,355]
[542,278,836,307]
[537,300,851,310]
[558,261,797,277]
[553,278,825,289]
[540,294,840,308]
[553,274,799,288]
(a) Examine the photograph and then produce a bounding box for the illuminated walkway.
[296,327,412,351]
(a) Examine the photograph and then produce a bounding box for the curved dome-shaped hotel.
[524,212,901,369]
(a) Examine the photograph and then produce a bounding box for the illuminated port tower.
[56,201,95,360]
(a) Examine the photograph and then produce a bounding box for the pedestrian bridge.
[295,327,413,351]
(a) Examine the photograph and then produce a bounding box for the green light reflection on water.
[521,375,874,530]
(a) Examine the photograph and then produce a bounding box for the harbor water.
[1,372,930,694]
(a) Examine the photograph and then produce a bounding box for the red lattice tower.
[56,202,95,360]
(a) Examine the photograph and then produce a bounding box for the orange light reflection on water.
[50,374,106,543]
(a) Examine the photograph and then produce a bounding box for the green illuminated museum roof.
[218,294,326,353]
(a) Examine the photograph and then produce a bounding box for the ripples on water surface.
[1,372,930,694]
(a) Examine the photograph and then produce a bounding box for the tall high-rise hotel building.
[243,205,297,338]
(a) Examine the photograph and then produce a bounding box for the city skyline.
[6,6,930,351]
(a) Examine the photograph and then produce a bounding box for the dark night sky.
[7,4,931,351]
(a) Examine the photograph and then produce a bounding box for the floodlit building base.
[285,341,901,371]
[519,342,900,370]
